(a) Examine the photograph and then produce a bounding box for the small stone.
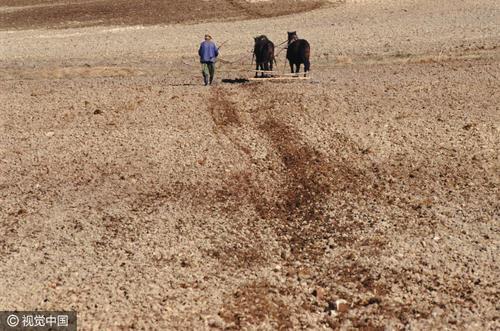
[297,268,311,280]
[45,131,55,137]
[207,315,224,329]
[325,314,339,328]
[152,250,163,261]
[324,301,335,314]
[312,287,325,301]
[335,299,349,313]
[273,265,282,272]
[94,109,103,115]
[432,307,444,317]
[365,297,381,306]
[280,249,290,259]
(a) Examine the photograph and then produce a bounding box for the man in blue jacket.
[198,34,219,86]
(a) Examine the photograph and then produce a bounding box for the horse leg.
[255,63,260,78]
[304,59,310,77]
[269,60,273,76]
[290,62,295,74]
[263,62,269,77]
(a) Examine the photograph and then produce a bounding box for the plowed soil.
[0,0,499,330]
[0,0,329,30]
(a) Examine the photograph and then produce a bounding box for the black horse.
[286,31,310,76]
[253,35,275,78]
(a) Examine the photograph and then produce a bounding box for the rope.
[276,39,288,47]
[181,50,252,68]
[281,51,288,75]
[217,40,228,50]
[275,46,287,58]
[218,50,253,65]
[182,40,289,73]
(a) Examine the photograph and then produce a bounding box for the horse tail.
[269,42,275,67]
[304,41,310,60]
[303,41,311,72]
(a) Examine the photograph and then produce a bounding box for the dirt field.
[0,0,330,30]
[0,0,499,330]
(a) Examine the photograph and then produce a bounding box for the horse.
[253,35,275,78]
[286,31,310,76]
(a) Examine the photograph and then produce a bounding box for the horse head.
[287,31,298,44]
[254,35,268,43]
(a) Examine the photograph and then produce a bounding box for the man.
[198,34,219,86]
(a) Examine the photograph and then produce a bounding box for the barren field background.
[0,0,499,330]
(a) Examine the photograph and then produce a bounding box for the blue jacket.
[199,41,219,63]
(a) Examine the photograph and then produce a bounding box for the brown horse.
[286,31,310,76]
[253,35,275,78]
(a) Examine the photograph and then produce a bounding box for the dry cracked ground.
[0,0,499,330]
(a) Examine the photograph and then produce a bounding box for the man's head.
[204,34,212,41]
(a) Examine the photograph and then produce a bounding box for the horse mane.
[255,35,268,42]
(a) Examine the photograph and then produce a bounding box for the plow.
[248,70,311,81]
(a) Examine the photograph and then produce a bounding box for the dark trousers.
[201,62,215,85]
